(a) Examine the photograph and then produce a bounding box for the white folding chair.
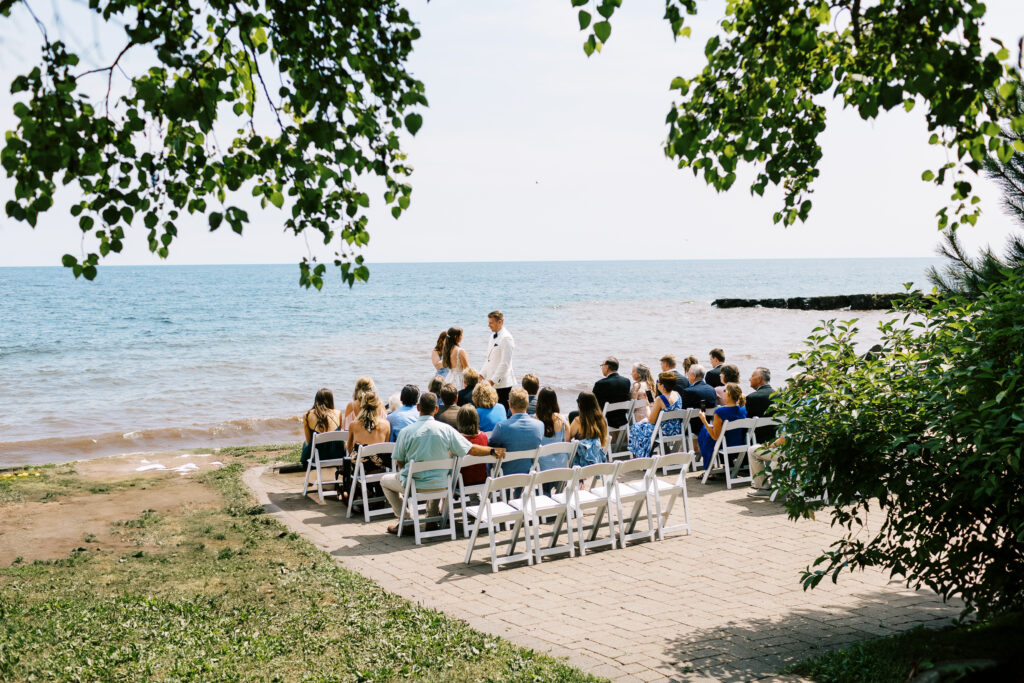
[513,467,577,562]
[302,430,349,503]
[649,408,698,471]
[396,458,458,545]
[751,416,781,447]
[346,442,395,522]
[701,418,757,488]
[555,462,620,555]
[453,453,501,537]
[650,452,692,539]
[494,448,540,477]
[536,442,577,474]
[608,457,658,546]
[603,399,635,461]
[464,473,535,572]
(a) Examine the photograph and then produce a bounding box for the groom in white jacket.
[482,310,516,412]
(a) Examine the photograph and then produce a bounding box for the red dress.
[461,431,488,486]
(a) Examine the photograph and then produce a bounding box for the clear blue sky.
[0,1,1021,267]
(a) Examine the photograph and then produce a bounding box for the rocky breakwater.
[712,293,917,310]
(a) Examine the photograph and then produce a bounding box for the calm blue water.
[0,258,938,465]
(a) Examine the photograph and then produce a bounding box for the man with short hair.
[660,354,690,391]
[380,392,505,534]
[488,388,544,475]
[592,356,632,428]
[681,364,717,438]
[706,348,726,388]
[521,373,540,415]
[481,310,516,412]
[435,383,460,428]
[387,384,420,442]
[745,367,776,444]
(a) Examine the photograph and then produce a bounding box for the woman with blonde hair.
[301,388,342,468]
[342,376,377,429]
[472,382,507,431]
[567,391,609,467]
[697,382,748,469]
[630,362,655,422]
[347,391,392,472]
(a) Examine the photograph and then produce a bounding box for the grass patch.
[212,443,302,465]
[785,612,1024,682]
[0,458,598,682]
[0,464,148,504]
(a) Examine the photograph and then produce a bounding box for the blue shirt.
[387,405,418,442]
[489,412,543,475]
[394,415,472,490]
[476,404,508,432]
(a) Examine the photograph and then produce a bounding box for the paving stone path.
[244,467,960,682]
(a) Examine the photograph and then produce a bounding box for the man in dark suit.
[681,364,718,439]
[659,354,690,391]
[705,348,726,388]
[745,367,776,443]
[592,356,632,428]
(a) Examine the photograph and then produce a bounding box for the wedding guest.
[746,367,777,444]
[435,384,461,428]
[456,404,488,487]
[440,327,469,389]
[388,384,419,441]
[428,375,445,403]
[521,373,540,415]
[481,310,516,412]
[715,364,741,405]
[457,368,480,406]
[626,373,682,459]
[706,348,726,388]
[697,382,748,469]
[489,388,543,475]
[345,391,392,501]
[630,362,655,422]
[473,382,507,432]
[682,355,699,373]
[342,376,377,429]
[682,364,717,439]
[660,354,690,391]
[301,388,343,468]
[568,391,609,467]
[430,331,447,375]
[592,356,631,428]
[535,388,569,486]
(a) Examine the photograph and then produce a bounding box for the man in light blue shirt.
[489,388,543,476]
[387,384,420,442]
[381,392,505,534]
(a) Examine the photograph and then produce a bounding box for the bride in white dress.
[439,326,469,390]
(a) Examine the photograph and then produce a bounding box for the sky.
[0,1,1022,267]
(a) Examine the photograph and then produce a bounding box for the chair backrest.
[576,461,619,491]
[529,467,576,490]
[407,458,458,477]
[616,456,656,477]
[715,418,757,454]
[655,451,690,474]
[311,430,349,461]
[603,399,634,426]
[357,441,394,460]
[536,442,577,469]
[458,453,500,471]
[495,448,540,476]
[312,430,348,446]
[482,472,534,498]
[649,409,689,454]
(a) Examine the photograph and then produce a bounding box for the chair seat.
[577,489,612,505]
[464,501,521,522]
[510,494,562,514]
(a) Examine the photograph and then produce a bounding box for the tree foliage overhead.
[0,0,426,288]
[572,0,1024,229]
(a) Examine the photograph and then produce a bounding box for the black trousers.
[496,386,512,413]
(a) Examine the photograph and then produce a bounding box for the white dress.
[445,347,466,390]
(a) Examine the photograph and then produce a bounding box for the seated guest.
[488,388,544,475]
[682,355,699,374]
[380,392,505,534]
[435,384,461,428]
[457,368,480,406]
[630,362,655,423]
[521,373,540,415]
[456,404,488,487]
[746,367,776,444]
[387,384,420,441]
[301,387,343,468]
[592,356,632,427]
[682,364,718,440]
[567,391,609,467]
[660,354,690,391]
[473,382,507,432]
[715,364,741,406]
[345,391,392,500]
[342,376,376,429]
[626,372,682,459]
[697,382,748,469]
[428,375,445,404]
[535,387,568,492]
[706,348,726,388]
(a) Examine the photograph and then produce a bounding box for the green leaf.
[209,212,223,230]
[269,191,284,209]
[578,10,591,30]
[593,21,611,43]
[404,113,423,136]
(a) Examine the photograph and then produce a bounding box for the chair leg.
[447,496,457,541]
[487,521,499,573]
[315,457,325,502]
[346,463,358,518]
[302,458,314,496]
[464,518,481,565]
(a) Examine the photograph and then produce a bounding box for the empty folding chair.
[603,399,635,461]
[302,430,349,503]
[396,458,459,545]
[610,457,658,546]
[555,462,620,555]
[513,467,577,562]
[701,418,757,488]
[453,452,501,537]
[345,442,395,522]
[650,452,692,539]
[464,473,535,572]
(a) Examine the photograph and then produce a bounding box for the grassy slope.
[0,449,598,682]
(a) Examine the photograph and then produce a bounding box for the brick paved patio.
[244,466,960,682]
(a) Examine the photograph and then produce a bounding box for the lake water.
[0,258,939,466]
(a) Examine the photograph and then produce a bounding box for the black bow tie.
[492,332,498,339]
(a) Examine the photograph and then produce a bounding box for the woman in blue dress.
[697,382,748,468]
[472,382,507,432]
[627,372,682,458]
[567,391,609,467]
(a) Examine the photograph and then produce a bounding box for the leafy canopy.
[0,0,426,288]
[571,0,1024,229]
[769,278,1024,618]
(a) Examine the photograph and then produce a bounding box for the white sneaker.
[747,488,771,498]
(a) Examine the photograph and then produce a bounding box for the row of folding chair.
[463,452,693,572]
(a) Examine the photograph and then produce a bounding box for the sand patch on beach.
[0,473,220,565]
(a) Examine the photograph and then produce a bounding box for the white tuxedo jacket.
[481,327,516,389]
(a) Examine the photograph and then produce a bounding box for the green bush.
[771,271,1024,618]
